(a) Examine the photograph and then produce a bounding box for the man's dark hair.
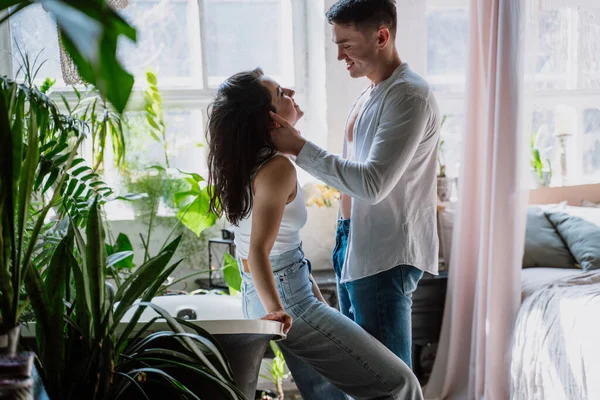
[326,0,397,37]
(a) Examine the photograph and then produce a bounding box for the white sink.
[120,293,245,322]
[116,294,285,339]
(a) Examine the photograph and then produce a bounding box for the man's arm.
[273,94,432,205]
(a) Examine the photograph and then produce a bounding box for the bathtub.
[25,294,285,399]
[118,294,285,399]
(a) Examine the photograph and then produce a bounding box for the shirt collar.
[371,62,409,95]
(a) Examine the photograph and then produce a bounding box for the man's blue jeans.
[332,219,424,369]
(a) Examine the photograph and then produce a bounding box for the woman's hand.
[261,310,293,334]
[269,111,306,156]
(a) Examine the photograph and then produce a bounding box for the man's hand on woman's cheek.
[269,111,307,157]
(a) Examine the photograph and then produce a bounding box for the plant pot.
[0,327,35,399]
[0,327,35,383]
[437,176,453,202]
[0,352,34,381]
[0,376,33,399]
[0,327,20,356]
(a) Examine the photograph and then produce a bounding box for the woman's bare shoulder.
[253,154,296,192]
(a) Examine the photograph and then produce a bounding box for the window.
[119,0,204,88]
[8,0,307,220]
[420,0,600,187]
[203,0,295,88]
[426,5,469,94]
[424,1,470,179]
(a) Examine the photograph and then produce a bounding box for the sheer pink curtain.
[424,0,529,399]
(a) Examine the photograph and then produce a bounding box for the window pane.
[102,108,206,220]
[204,0,294,88]
[583,108,600,177]
[534,9,570,90]
[119,0,202,85]
[426,8,469,93]
[532,110,556,141]
[580,9,600,90]
[9,4,63,83]
[121,109,205,173]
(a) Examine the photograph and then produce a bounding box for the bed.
[510,184,600,400]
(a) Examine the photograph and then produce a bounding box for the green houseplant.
[122,70,186,217]
[24,199,245,400]
[436,115,454,201]
[259,342,290,400]
[0,68,100,354]
[530,128,552,187]
[0,2,247,395]
[0,74,244,399]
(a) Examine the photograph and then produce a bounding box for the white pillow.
[558,205,600,228]
[582,199,600,208]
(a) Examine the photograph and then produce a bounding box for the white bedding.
[520,268,581,300]
[511,269,600,400]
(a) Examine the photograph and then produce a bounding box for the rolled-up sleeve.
[296,94,430,204]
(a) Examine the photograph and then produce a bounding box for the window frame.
[7,0,308,112]
[4,0,310,220]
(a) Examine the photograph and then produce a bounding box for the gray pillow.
[523,206,577,268]
[545,211,600,272]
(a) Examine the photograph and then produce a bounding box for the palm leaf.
[128,356,244,399]
[0,82,17,328]
[113,258,184,352]
[112,371,151,400]
[122,368,201,400]
[14,102,40,319]
[133,303,237,391]
[85,197,107,337]
[112,251,177,324]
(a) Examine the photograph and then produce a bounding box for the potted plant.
[258,341,290,400]
[0,52,245,398]
[20,199,245,400]
[0,3,250,397]
[437,115,453,201]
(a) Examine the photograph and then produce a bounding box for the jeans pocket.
[242,278,259,302]
[279,260,312,306]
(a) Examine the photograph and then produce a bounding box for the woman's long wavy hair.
[206,68,277,226]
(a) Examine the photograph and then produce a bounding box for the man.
[270,0,441,371]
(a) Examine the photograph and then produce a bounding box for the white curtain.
[424,0,529,399]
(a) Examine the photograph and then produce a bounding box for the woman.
[206,68,422,400]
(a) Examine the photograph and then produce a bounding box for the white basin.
[120,293,245,322]
[117,294,285,339]
[117,294,284,399]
